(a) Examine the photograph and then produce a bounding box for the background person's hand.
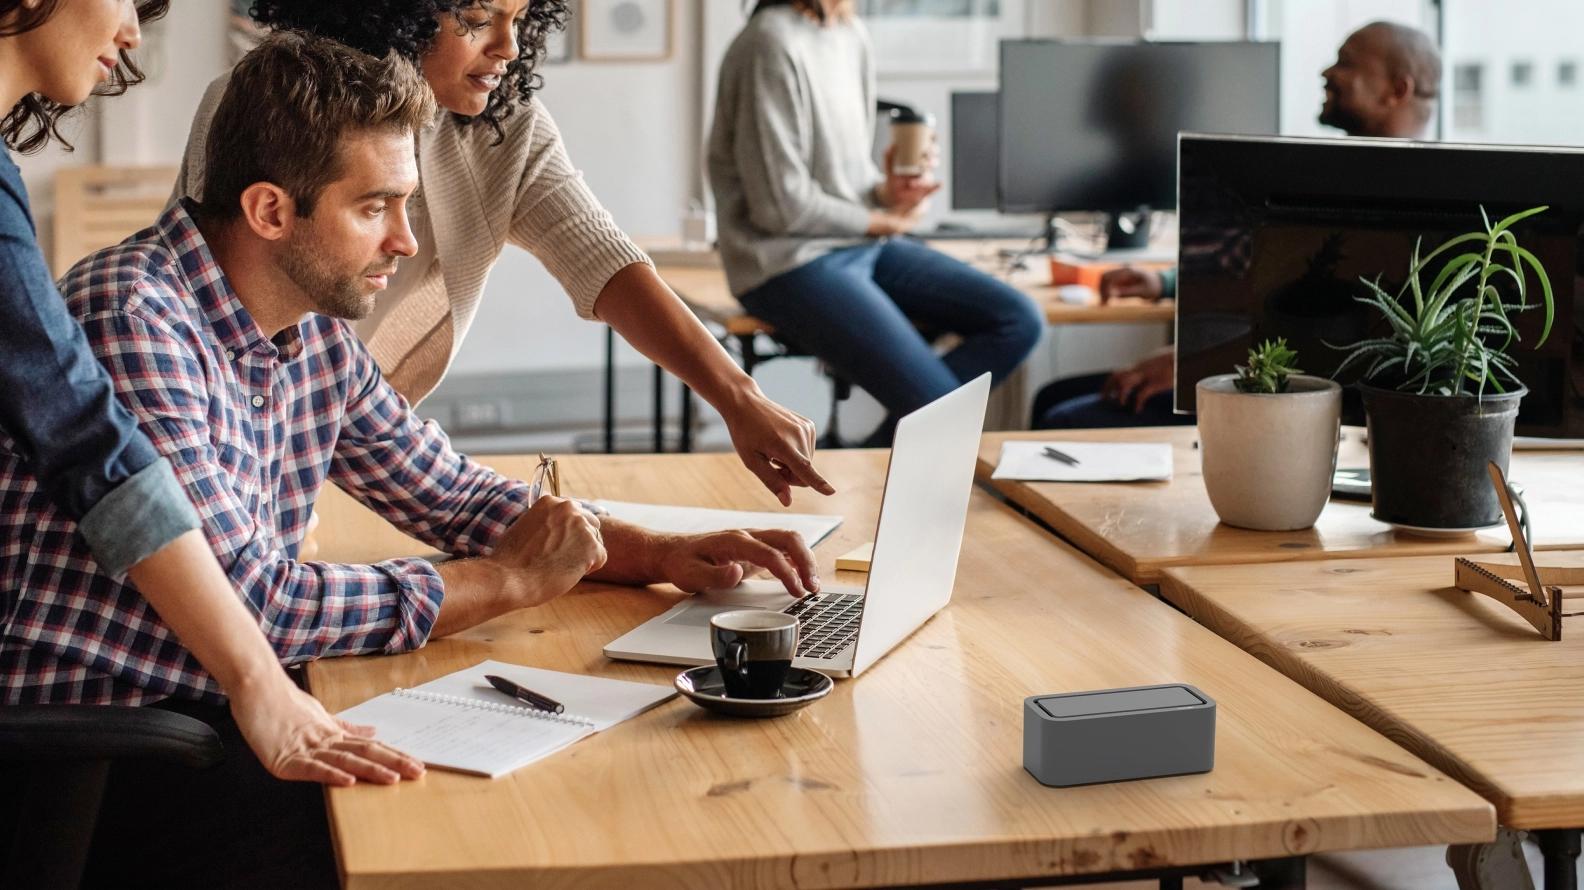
[720,386,834,507]
[490,495,607,607]
[1098,267,1165,304]
[1101,347,1177,414]
[230,675,424,786]
[655,528,819,597]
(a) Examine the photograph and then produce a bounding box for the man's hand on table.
[653,528,820,597]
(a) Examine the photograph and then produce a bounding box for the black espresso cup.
[709,610,798,699]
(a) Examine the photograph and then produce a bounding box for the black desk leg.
[652,363,664,453]
[1158,878,1183,890]
[679,380,694,453]
[1539,828,1581,890]
[603,326,616,454]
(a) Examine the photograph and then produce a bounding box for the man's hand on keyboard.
[656,529,819,598]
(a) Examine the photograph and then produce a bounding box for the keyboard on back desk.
[782,593,864,659]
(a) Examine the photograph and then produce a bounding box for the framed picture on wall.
[856,0,1024,75]
[543,2,574,64]
[580,0,672,62]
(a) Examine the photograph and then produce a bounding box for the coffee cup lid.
[889,107,933,125]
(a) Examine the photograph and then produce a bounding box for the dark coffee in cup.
[710,610,797,699]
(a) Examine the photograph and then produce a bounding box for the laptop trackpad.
[663,579,860,627]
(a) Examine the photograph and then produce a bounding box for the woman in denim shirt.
[0,0,418,786]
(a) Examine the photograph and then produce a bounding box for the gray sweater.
[707,8,883,297]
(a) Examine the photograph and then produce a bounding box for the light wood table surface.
[977,427,1584,586]
[309,451,1491,889]
[1160,551,1584,880]
[646,239,1175,333]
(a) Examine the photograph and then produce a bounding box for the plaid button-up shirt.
[0,201,531,705]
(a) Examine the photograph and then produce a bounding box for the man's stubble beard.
[277,232,379,322]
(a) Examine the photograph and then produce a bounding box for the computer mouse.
[1054,284,1095,305]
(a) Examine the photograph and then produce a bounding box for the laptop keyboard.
[782,593,864,660]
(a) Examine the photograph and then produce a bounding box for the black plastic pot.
[1359,383,1525,530]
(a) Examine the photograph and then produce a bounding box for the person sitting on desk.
[709,0,1044,446]
[1033,20,1440,429]
[0,33,817,888]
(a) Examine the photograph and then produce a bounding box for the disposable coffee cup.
[888,107,935,177]
[710,610,797,699]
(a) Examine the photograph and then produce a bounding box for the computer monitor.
[1173,134,1584,438]
[998,40,1280,246]
[951,91,999,211]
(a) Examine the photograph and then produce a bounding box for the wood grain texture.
[644,238,1176,335]
[309,451,1490,889]
[1162,550,1584,830]
[978,427,1584,585]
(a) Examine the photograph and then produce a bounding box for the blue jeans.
[740,238,1042,445]
[1032,372,1193,429]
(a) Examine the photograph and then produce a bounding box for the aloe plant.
[1235,338,1302,394]
[1334,206,1554,397]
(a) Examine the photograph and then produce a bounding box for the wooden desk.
[1161,552,1584,881]
[978,427,1584,586]
[310,452,1491,889]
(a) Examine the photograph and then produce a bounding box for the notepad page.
[337,691,592,779]
[421,660,676,730]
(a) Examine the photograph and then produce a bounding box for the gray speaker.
[1023,684,1215,787]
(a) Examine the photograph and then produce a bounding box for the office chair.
[0,705,222,890]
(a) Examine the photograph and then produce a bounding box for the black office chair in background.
[0,705,222,889]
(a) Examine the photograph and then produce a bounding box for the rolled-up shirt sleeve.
[0,159,199,577]
[79,302,445,663]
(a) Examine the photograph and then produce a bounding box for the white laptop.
[603,373,990,678]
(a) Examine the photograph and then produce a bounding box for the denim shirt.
[0,150,198,576]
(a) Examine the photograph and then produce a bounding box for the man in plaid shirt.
[0,42,817,711]
[4,30,821,888]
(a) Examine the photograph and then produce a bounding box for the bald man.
[1319,20,1442,140]
[1032,21,1441,430]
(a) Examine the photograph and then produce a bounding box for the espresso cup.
[710,610,798,699]
[888,108,935,177]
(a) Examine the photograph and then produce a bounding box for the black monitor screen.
[998,40,1280,214]
[1174,134,1584,439]
[951,91,998,211]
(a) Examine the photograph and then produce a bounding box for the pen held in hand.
[1042,446,1081,466]
[486,674,566,714]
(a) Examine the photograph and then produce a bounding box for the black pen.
[486,674,565,714]
[1042,445,1080,466]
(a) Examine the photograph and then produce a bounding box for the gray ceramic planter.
[1196,374,1343,531]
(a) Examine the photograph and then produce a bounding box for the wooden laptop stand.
[1454,461,1584,640]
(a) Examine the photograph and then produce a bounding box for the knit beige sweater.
[173,74,652,403]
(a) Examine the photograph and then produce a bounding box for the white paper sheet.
[991,441,1173,483]
[592,500,842,546]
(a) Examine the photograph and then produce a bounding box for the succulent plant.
[1235,338,1302,394]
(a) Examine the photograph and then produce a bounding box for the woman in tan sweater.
[175,0,830,505]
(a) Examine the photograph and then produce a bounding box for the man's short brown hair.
[200,30,436,220]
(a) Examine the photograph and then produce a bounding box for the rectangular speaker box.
[1023,684,1216,787]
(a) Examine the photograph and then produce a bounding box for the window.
[1453,63,1484,131]
[1443,0,1584,144]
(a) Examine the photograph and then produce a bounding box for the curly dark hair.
[246,0,570,145]
[1,0,171,154]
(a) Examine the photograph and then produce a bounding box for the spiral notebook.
[337,660,675,778]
